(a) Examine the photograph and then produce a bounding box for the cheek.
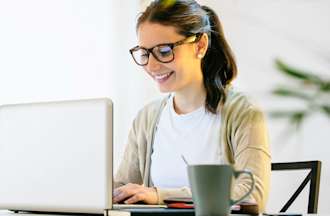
[142,63,174,75]
[142,66,150,73]
[142,66,150,77]
[173,52,197,73]
[175,48,197,66]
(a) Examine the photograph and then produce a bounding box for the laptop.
[0,98,113,214]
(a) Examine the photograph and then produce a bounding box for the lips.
[153,71,174,83]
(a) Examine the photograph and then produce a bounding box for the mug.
[188,164,255,216]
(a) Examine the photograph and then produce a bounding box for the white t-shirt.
[150,95,223,188]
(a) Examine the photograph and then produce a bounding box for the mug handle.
[230,170,255,205]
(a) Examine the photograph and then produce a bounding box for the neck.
[173,83,206,115]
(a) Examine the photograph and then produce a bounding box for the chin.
[158,85,173,93]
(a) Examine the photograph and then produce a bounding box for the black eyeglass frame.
[129,33,203,66]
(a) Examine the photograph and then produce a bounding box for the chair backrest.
[271,160,321,213]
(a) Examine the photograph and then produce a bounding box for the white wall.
[0,0,329,213]
[0,0,160,174]
[0,0,113,102]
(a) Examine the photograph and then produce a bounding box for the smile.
[153,71,174,83]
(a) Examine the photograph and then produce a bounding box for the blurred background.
[0,0,329,213]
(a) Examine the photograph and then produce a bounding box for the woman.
[114,0,271,212]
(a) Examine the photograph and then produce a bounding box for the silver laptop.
[0,98,113,214]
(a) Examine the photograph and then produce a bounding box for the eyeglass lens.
[132,45,174,65]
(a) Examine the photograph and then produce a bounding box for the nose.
[145,54,161,72]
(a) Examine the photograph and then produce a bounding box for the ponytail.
[201,6,237,113]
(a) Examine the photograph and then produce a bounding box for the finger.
[113,184,140,203]
[124,192,144,204]
[113,190,132,203]
[113,192,125,203]
[113,188,122,197]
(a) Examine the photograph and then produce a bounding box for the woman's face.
[137,22,207,93]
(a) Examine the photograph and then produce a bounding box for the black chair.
[271,160,321,213]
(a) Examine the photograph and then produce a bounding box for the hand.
[113,183,158,204]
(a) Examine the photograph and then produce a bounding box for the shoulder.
[138,96,168,118]
[133,95,169,129]
[222,87,265,123]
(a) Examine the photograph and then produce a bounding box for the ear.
[195,33,208,59]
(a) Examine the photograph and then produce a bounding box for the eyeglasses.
[129,33,202,66]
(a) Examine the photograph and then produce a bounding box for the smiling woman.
[135,23,207,96]
[114,0,271,213]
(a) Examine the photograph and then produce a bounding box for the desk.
[0,210,326,216]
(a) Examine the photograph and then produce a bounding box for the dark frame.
[271,160,322,213]
[129,33,202,66]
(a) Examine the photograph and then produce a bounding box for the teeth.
[154,72,171,80]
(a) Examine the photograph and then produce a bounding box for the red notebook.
[164,197,258,213]
[164,197,193,209]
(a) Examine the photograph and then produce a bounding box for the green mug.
[188,164,255,216]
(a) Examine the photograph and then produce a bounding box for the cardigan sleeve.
[114,98,164,188]
[231,107,271,213]
[114,117,144,188]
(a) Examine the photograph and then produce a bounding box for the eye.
[132,48,149,64]
[156,45,172,57]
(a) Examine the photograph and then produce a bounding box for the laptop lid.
[0,98,113,214]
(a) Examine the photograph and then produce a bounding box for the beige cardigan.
[114,88,271,212]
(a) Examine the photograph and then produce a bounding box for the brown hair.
[137,0,237,113]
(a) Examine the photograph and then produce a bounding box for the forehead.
[137,22,183,48]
